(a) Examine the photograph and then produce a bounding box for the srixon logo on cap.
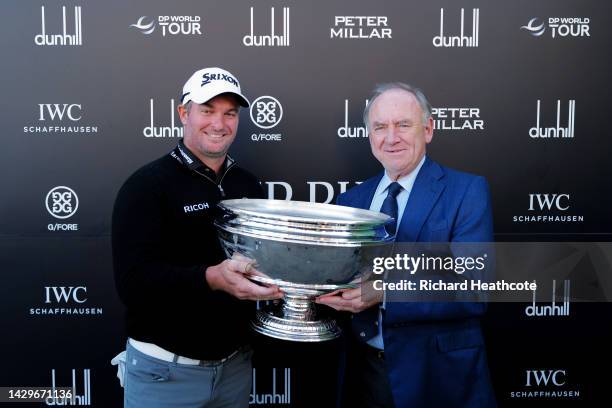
[201,73,239,87]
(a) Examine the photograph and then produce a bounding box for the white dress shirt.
[366,155,426,349]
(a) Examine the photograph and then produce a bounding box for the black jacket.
[112,143,264,360]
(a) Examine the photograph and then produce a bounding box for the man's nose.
[384,126,401,143]
[210,113,225,129]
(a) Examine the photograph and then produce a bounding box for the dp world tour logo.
[131,15,201,36]
[521,17,590,38]
[250,96,283,129]
[521,18,546,36]
[46,186,79,219]
[131,16,155,34]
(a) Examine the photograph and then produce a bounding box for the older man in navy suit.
[317,83,497,407]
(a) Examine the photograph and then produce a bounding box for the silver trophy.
[215,199,393,342]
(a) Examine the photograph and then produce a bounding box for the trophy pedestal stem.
[251,291,341,342]
[281,293,317,321]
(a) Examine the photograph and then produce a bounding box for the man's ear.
[178,103,189,125]
[425,116,434,143]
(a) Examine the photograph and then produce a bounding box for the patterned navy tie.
[379,182,403,235]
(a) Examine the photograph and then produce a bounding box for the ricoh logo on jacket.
[433,8,479,47]
[184,202,209,213]
[243,7,290,47]
[143,99,183,138]
[35,6,82,46]
[529,100,575,139]
[525,280,570,317]
[337,99,369,138]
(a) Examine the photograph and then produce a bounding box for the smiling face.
[178,93,240,169]
[367,89,433,180]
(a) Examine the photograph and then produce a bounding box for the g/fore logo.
[23,104,98,134]
[521,17,590,38]
[338,99,369,138]
[143,99,183,138]
[250,96,283,142]
[529,100,575,139]
[46,186,78,219]
[331,16,392,39]
[45,186,79,232]
[433,8,479,47]
[243,7,290,47]
[35,6,82,46]
[131,15,201,37]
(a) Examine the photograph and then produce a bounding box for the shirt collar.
[174,140,235,181]
[374,155,427,198]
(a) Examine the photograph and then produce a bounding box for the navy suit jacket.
[337,157,497,408]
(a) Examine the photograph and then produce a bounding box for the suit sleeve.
[384,176,494,323]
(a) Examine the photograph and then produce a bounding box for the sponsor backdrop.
[0,0,611,406]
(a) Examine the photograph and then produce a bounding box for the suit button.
[359,332,366,338]
[374,321,379,326]
[350,315,354,319]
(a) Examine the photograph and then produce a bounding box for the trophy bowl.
[214,199,393,342]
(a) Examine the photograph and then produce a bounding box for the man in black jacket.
[112,67,282,408]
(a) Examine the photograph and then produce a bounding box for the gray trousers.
[124,341,253,408]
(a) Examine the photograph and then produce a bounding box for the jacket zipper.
[194,161,236,198]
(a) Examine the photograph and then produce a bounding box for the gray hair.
[363,82,432,130]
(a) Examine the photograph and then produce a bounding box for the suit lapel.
[352,172,383,210]
[397,158,446,242]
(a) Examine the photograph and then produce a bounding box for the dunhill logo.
[243,7,290,47]
[250,368,290,405]
[525,280,570,317]
[143,99,183,138]
[433,8,479,48]
[529,100,575,139]
[45,369,91,405]
[337,99,369,138]
[35,6,82,46]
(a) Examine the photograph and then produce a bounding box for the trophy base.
[251,309,341,342]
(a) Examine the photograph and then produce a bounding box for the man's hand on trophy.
[315,284,382,313]
[205,257,283,301]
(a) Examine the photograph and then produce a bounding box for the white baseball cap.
[180,67,250,107]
